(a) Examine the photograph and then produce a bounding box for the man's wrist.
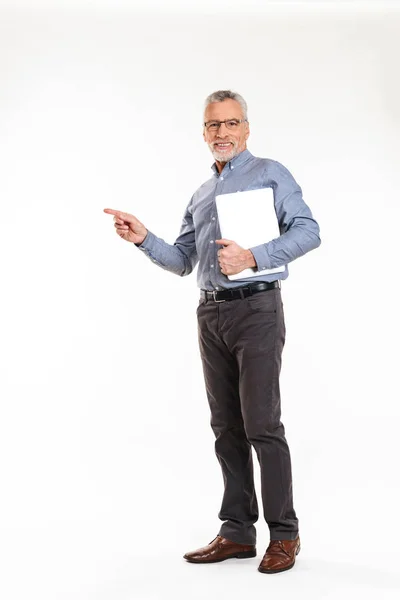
[245,249,256,268]
[134,230,148,246]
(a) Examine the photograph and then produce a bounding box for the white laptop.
[215,187,285,281]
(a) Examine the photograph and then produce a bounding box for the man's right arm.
[135,197,199,277]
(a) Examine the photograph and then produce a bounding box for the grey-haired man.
[104,90,321,574]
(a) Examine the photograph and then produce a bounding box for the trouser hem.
[269,532,299,541]
[219,525,256,546]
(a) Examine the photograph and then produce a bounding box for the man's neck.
[215,160,226,174]
[214,146,247,174]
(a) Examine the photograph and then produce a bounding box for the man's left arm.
[249,161,321,270]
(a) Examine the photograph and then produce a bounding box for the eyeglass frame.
[203,118,248,131]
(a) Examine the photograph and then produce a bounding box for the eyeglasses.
[204,118,247,131]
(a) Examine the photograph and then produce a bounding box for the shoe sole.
[184,549,257,563]
[258,544,301,574]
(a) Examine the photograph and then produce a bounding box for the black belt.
[200,281,280,303]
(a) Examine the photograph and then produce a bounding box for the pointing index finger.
[104,208,135,222]
[103,208,122,216]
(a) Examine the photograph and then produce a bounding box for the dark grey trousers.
[197,287,299,544]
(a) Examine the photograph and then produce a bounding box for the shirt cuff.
[135,230,155,251]
[249,244,272,272]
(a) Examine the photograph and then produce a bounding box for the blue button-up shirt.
[137,149,321,290]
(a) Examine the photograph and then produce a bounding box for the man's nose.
[216,123,229,136]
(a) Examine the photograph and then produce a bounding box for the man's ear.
[245,121,250,141]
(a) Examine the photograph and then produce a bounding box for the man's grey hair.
[204,90,248,122]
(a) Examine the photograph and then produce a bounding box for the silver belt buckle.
[213,290,225,303]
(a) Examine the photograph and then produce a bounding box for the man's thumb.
[215,238,233,246]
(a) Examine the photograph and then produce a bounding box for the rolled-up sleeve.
[249,161,321,270]
[136,196,198,277]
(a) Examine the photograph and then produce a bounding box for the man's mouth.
[214,143,233,151]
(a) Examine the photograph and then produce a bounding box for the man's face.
[203,99,250,164]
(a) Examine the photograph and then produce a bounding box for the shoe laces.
[266,540,292,558]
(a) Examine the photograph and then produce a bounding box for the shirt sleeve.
[135,196,199,277]
[249,161,321,271]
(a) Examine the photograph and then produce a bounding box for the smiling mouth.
[214,143,233,150]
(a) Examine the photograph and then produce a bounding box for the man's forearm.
[136,230,198,277]
[250,218,321,271]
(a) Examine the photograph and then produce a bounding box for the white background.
[0,1,399,599]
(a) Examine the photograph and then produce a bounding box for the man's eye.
[227,120,239,127]
[208,122,219,129]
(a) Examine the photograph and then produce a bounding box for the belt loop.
[239,288,245,299]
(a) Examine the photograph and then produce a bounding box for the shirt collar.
[211,148,253,176]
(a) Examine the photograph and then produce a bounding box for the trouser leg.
[197,299,258,545]
[221,289,299,541]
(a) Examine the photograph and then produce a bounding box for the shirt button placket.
[211,174,224,288]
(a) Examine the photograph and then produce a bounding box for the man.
[104,90,321,574]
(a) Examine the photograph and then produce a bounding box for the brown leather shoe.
[258,536,301,574]
[183,535,256,563]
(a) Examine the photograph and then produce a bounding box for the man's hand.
[216,238,256,276]
[103,208,148,245]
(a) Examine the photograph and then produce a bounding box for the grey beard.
[210,143,238,163]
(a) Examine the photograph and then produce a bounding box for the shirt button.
[220,176,224,180]
[210,240,214,244]
[215,286,220,290]
[211,264,214,268]
[212,217,215,221]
